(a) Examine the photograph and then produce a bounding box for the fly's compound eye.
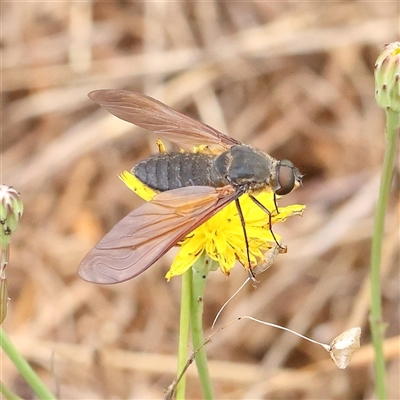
[275,159,296,195]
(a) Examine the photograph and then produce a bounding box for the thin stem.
[175,269,192,400]
[240,316,329,349]
[369,108,399,400]
[1,245,10,324]
[190,254,215,400]
[212,278,250,330]
[0,381,24,400]
[0,328,57,400]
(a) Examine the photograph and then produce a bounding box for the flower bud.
[0,185,24,249]
[375,42,400,112]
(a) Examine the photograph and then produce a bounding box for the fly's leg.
[249,195,286,252]
[234,198,257,282]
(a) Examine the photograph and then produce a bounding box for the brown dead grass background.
[1,2,399,399]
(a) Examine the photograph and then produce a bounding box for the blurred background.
[1,2,399,399]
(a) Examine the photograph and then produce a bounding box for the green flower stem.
[175,269,192,400]
[0,328,57,400]
[191,254,216,400]
[1,246,10,324]
[370,109,399,400]
[0,278,8,325]
[0,381,24,400]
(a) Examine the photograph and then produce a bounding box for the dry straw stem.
[1,2,399,399]
[7,335,400,393]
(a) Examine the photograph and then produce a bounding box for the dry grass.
[1,2,399,399]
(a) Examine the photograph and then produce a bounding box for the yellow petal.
[165,233,206,280]
[119,171,156,201]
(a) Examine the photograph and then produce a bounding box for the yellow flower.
[120,170,305,280]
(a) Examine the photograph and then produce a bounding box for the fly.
[78,90,303,284]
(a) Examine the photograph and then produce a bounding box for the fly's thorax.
[214,145,276,189]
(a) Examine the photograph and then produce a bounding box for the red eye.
[275,160,296,195]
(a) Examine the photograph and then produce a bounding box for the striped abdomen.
[133,152,226,192]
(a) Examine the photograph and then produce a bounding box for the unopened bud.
[0,185,23,249]
[375,42,400,112]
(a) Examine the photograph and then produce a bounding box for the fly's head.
[273,159,303,196]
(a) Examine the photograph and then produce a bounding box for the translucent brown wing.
[88,90,241,148]
[78,186,240,284]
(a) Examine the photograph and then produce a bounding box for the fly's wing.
[78,186,239,284]
[88,90,241,148]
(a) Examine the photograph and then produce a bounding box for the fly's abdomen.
[133,152,224,191]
